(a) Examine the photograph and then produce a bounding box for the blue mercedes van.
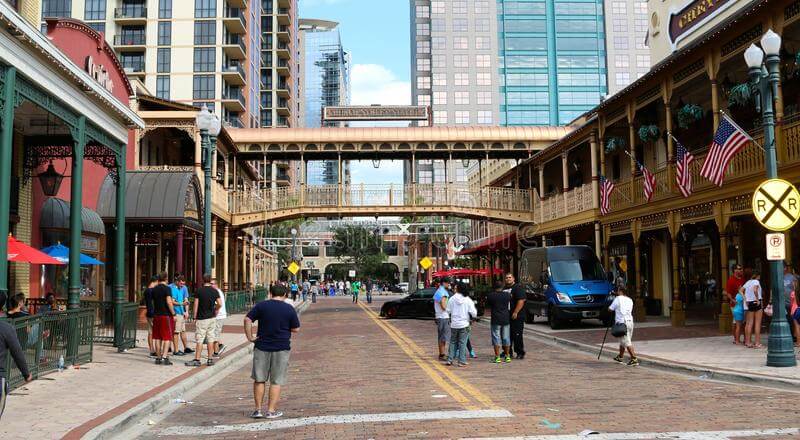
[519,245,614,329]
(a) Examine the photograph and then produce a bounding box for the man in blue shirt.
[169,275,193,356]
[289,281,299,302]
[433,278,451,360]
[245,284,300,419]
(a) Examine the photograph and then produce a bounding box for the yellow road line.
[359,303,497,409]
[358,301,477,410]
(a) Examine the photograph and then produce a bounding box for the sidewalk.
[524,316,800,386]
[0,306,287,440]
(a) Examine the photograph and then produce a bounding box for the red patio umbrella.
[7,235,65,265]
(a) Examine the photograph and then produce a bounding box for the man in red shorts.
[151,272,176,365]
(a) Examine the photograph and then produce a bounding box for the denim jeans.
[448,326,470,364]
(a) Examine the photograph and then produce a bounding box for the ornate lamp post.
[744,30,796,367]
[196,105,221,277]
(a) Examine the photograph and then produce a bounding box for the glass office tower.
[300,19,351,185]
[497,0,608,126]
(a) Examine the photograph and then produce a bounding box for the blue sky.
[301,0,410,184]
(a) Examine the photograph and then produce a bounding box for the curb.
[78,300,310,440]
[519,324,800,392]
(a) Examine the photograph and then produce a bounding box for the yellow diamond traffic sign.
[287,261,300,275]
[419,256,433,270]
[752,179,800,231]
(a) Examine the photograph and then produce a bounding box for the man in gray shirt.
[0,319,32,419]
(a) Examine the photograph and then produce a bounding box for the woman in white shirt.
[740,270,763,349]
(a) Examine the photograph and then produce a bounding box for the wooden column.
[668,213,685,326]
[538,166,545,224]
[565,230,571,245]
[223,225,230,290]
[590,132,599,210]
[594,222,601,258]
[718,233,732,333]
[627,102,637,177]
[561,152,569,216]
[211,221,217,280]
[632,220,646,322]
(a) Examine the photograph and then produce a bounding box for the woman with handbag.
[609,286,638,366]
[741,270,763,349]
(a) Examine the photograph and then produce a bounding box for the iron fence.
[80,301,138,350]
[2,308,94,390]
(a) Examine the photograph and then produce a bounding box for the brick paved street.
[141,297,800,439]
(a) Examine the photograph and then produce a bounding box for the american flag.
[700,113,751,186]
[640,163,657,202]
[600,176,614,215]
[675,140,695,198]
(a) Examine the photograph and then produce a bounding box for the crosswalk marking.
[159,409,513,436]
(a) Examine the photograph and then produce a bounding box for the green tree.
[332,225,387,279]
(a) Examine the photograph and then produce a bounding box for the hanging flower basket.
[638,125,661,144]
[727,83,752,107]
[605,137,626,153]
[677,104,704,129]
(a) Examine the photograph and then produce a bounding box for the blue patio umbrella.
[39,243,104,266]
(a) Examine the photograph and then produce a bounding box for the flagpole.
[621,149,670,194]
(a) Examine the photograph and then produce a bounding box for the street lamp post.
[196,105,222,277]
[290,227,298,283]
[744,30,797,367]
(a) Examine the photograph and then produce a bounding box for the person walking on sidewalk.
[0,319,32,420]
[169,275,192,356]
[151,272,176,365]
[142,276,157,357]
[212,279,227,357]
[486,281,512,363]
[245,284,300,419]
[733,286,745,345]
[445,282,477,367]
[310,281,318,303]
[742,270,764,349]
[610,286,638,366]
[433,278,451,360]
[185,274,220,367]
[366,280,373,304]
[726,264,745,344]
[505,273,527,360]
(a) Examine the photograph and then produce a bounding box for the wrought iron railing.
[2,309,94,390]
[79,301,138,350]
[230,184,536,216]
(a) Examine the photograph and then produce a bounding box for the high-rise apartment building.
[605,0,650,95]
[260,0,299,127]
[299,18,351,186]
[36,0,298,129]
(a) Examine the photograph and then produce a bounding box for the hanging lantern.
[38,162,64,197]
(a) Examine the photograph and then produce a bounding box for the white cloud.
[350,64,410,106]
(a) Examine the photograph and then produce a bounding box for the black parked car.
[380,287,485,319]
[380,287,436,319]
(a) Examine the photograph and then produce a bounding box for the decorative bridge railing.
[228,184,535,216]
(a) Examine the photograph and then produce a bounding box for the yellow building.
[493,0,800,330]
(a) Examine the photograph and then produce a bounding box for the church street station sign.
[668,0,735,48]
[323,105,430,122]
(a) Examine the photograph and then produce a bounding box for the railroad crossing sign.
[419,256,433,270]
[752,179,800,231]
[287,261,300,275]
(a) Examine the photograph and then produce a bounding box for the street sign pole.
[751,49,796,366]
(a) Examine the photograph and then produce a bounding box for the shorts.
[490,324,510,346]
[0,377,7,420]
[435,318,451,343]
[195,318,217,344]
[173,314,186,333]
[152,315,174,341]
[618,319,634,348]
[792,308,800,323]
[251,349,290,385]
[214,319,224,340]
[747,301,762,312]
